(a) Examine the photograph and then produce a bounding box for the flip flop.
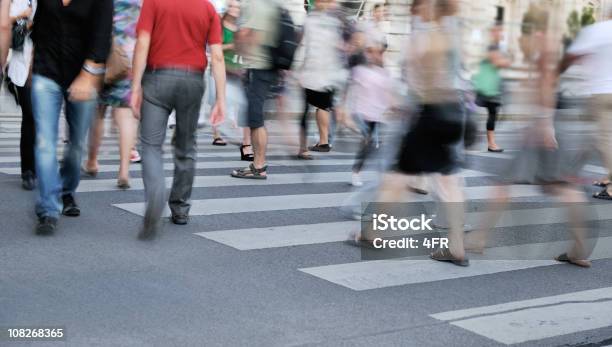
[555,253,591,268]
[430,248,470,267]
[297,153,314,160]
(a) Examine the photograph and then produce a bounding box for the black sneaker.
[22,171,36,191]
[36,216,57,235]
[171,214,189,225]
[62,194,81,217]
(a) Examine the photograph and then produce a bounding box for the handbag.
[11,19,28,51]
[104,41,130,85]
[11,0,32,52]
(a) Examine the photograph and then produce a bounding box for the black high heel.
[240,145,254,161]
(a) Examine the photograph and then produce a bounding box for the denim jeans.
[31,74,96,218]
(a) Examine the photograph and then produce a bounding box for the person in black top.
[30,0,113,235]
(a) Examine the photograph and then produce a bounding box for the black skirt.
[395,103,464,175]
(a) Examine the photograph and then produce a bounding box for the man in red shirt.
[131,0,226,240]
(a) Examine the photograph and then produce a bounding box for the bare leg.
[85,105,107,173]
[316,109,330,145]
[464,185,510,253]
[113,107,138,182]
[432,174,466,260]
[251,126,268,170]
[553,184,592,266]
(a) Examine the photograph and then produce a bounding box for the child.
[348,39,394,187]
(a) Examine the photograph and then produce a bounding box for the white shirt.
[8,0,37,87]
[298,10,347,92]
[567,20,612,95]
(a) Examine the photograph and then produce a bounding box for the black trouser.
[353,121,379,173]
[484,101,500,131]
[17,85,35,177]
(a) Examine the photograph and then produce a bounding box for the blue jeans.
[31,74,96,218]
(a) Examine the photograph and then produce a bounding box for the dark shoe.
[36,216,58,235]
[171,214,189,225]
[487,147,505,153]
[212,137,227,146]
[240,145,255,161]
[62,194,81,217]
[138,216,161,240]
[22,171,36,191]
[308,143,331,152]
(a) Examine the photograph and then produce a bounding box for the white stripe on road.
[78,171,377,193]
[196,221,359,250]
[299,236,612,291]
[431,287,612,345]
[112,184,544,217]
[113,192,355,217]
[0,159,357,175]
[194,204,612,251]
[0,150,353,164]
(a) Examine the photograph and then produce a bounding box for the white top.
[282,0,307,27]
[8,0,36,87]
[298,10,347,92]
[348,65,394,122]
[567,20,612,95]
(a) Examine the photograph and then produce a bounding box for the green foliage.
[566,6,596,40]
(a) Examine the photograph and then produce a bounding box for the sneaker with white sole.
[351,173,363,187]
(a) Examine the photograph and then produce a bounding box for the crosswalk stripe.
[195,204,612,251]
[430,287,612,345]
[196,222,359,250]
[112,185,545,217]
[0,159,358,175]
[78,171,379,193]
[0,150,354,164]
[113,192,356,217]
[298,236,612,291]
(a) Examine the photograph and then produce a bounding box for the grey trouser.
[140,69,205,222]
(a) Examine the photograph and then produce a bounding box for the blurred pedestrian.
[131,0,226,239]
[348,39,393,187]
[359,0,469,266]
[467,4,593,267]
[85,0,141,189]
[561,4,612,201]
[230,0,281,179]
[295,0,346,159]
[30,0,113,235]
[473,23,512,153]
[4,0,37,190]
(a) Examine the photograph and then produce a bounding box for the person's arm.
[488,50,511,69]
[130,31,150,119]
[68,0,113,101]
[209,43,226,126]
[0,0,11,66]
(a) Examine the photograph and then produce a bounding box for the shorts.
[246,69,278,129]
[305,88,334,111]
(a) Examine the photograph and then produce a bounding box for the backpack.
[270,7,299,70]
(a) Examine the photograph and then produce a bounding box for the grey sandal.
[231,163,268,180]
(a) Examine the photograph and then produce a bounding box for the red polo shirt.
[136,0,222,71]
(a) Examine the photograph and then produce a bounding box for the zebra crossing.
[2,113,612,346]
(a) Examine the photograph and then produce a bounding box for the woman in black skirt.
[358,0,469,266]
